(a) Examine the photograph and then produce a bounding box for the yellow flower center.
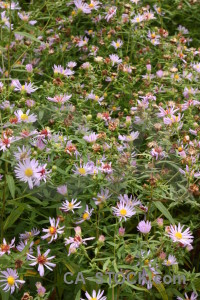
[7,276,15,286]
[89,3,94,7]
[83,212,89,220]
[91,298,97,300]
[71,10,76,16]
[151,34,156,39]
[68,202,74,209]
[136,18,140,22]
[21,85,25,90]
[21,113,28,120]
[78,168,86,175]
[116,42,120,48]
[166,260,171,265]
[144,259,149,265]
[120,209,127,216]
[94,95,99,100]
[24,168,33,177]
[174,74,179,80]
[49,226,56,234]
[175,232,182,239]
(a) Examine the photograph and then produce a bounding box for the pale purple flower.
[0,268,25,294]
[177,292,198,300]
[93,189,111,205]
[150,147,166,160]
[83,132,98,143]
[36,282,46,297]
[20,228,40,241]
[26,64,33,72]
[1,11,13,29]
[47,94,72,104]
[163,255,177,266]
[193,63,200,73]
[131,14,144,24]
[109,54,122,66]
[57,185,67,195]
[13,146,31,161]
[53,64,74,76]
[119,227,125,236]
[137,220,151,234]
[11,80,38,94]
[74,0,91,14]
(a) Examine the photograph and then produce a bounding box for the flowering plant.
[0,0,200,299]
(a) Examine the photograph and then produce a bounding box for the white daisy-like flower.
[14,109,37,123]
[14,158,40,189]
[163,255,177,266]
[0,268,25,294]
[76,205,94,224]
[0,238,15,256]
[41,217,65,244]
[60,198,82,213]
[111,39,123,49]
[27,246,56,277]
[112,200,136,221]
[167,223,194,246]
[81,289,107,300]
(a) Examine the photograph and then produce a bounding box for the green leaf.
[75,290,81,300]
[3,206,24,231]
[0,289,10,300]
[154,201,175,224]
[6,175,15,199]
[153,282,168,300]
[14,31,42,43]
[124,280,150,292]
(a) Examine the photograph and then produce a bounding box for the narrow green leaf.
[3,206,24,231]
[154,201,175,224]
[153,282,168,300]
[6,175,15,199]
[75,290,81,300]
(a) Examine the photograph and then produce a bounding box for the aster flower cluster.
[0,0,200,299]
